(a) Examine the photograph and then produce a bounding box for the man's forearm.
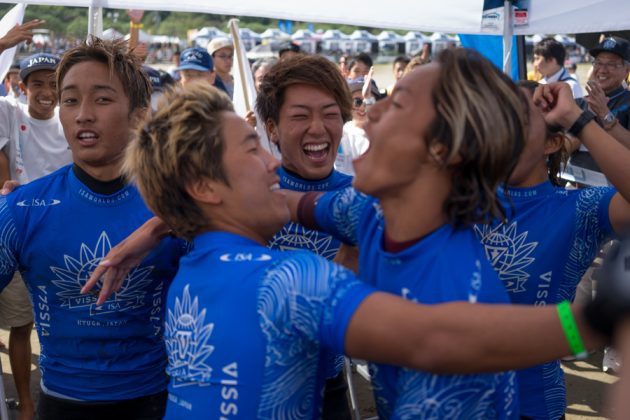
[607,122,630,150]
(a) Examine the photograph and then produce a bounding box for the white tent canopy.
[8,0,629,35]
[101,27,123,40]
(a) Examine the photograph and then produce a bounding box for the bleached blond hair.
[124,83,233,240]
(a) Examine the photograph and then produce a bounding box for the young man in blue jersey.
[255,54,357,417]
[0,20,70,419]
[0,38,185,419]
[87,53,630,415]
[119,82,606,419]
[257,55,354,261]
[474,80,630,420]
[288,47,531,419]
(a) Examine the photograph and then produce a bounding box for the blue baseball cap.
[143,65,162,92]
[19,53,60,81]
[176,47,214,72]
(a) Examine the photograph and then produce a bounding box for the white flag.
[0,3,26,83]
[228,19,280,159]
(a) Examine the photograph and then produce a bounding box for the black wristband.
[297,191,323,230]
[567,110,596,137]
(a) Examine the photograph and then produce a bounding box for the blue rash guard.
[268,167,353,377]
[269,166,352,260]
[475,182,615,420]
[163,231,376,419]
[0,165,185,401]
[313,187,518,419]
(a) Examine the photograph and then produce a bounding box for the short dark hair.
[533,37,566,67]
[348,52,373,71]
[256,55,352,125]
[252,57,278,75]
[393,55,411,67]
[5,64,19,83]
[57,37,151,114]
[278,42,301,58]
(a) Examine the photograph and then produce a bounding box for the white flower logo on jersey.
[269,223,338,260]
[50,231,154,315]
[166,285,214,387]
[474,222,537,293]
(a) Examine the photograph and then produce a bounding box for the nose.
[40,84,56,99]
[262,147,280,172]
[307,115,326,136]
[75,100,95,124]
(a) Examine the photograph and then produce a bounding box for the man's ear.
[265,119,280,146]
[185,177,222,205]
[18,81,27,96]
[129,107,149,130]
[544,133,564,155]
[429,142,461,166]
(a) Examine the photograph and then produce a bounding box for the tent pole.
[516,35,527,80]
[87,4,103,39]
[502,0,513,75]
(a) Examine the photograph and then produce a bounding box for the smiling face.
[591,52,630,94]
[21,69,57,120]
[267,84,344,180]
[354,64,441,198]
[59,60,142,180]
[213,111,289,242]
[350,90,368,126]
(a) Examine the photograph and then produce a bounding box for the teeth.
[39,100,52,106]
[269,183,280,191]
[78,132,97,139]
[303,143,328,152]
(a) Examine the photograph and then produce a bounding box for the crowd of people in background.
[0,13,627,420]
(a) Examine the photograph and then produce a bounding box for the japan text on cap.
[19,53,60,81]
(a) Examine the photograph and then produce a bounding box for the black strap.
[567,110,596,137]
[558,68,576,83]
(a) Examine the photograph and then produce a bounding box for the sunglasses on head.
[352,98,365,108]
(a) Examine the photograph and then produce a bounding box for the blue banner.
[458,34,519,80]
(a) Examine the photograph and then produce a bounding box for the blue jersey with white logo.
[269,166,353,378]
[0,165,185,400]
[314,187,518,419]
[269,167,352,260]
[475,182,615,420]
[164,231,375,419]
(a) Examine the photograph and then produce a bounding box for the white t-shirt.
[0,98,71,184]
[334,122,369,177]
[540,67,584,99]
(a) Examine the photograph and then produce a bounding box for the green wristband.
[557,301,587,359]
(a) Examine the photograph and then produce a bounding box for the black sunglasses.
[352,98,365,108]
